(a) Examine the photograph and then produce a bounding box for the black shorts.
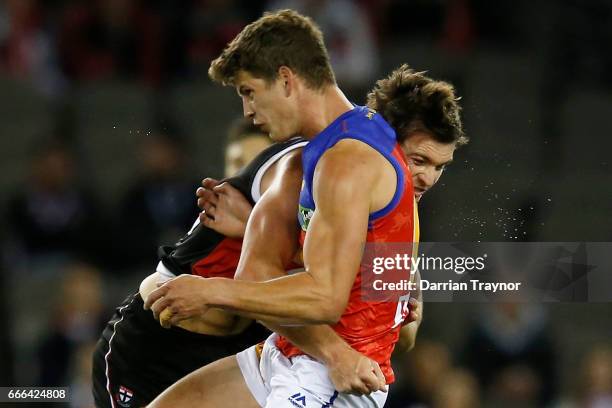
[92,293,270,408]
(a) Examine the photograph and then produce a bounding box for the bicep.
[235,154,302,280]
[302,153,375,309]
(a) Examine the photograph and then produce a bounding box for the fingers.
[359,372,380,394]
[213,182,237,196]
[408,310,419,323]
[348,381,371,395]
[339,360,387,395]
[196,186,219,204]
[202,178,220,189]
[407,297,421,323]
[196,186,218,225]
[159,308,173,329]
[357,364,386,395]
[408,297,419,311]
[336,376,370,395]
[351,361,387,395]
[143,284,168,310]
[202,204,216,219]
[196,187,219,209]
[168,312,184,327]
[199,211,215,228]
[371,361,388,392]
[150,296,171,321]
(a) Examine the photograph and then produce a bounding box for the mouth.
[253,121,268,132]
[414,188,427,199]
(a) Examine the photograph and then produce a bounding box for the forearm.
[175,307,251,336]
[207,273,337,325]
[238,257,352,361]
[397,322,419,353]
[266,323,351,364]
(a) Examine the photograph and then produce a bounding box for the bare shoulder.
[316,139,396,212]
[260,147,304,193]
[276,147,303,172]
[316,139,385,182]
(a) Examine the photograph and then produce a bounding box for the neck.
[299,85,353,139]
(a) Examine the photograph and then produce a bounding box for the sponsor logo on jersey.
[288,392,307,407]
[116,385,134,407]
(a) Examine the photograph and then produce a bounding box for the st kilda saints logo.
[115,385,134,407]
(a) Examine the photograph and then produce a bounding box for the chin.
[269,131,291,142]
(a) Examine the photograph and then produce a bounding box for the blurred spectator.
[0,0,65,95]
[439,0,475,53]
[0,249,14,385]
[55,0,180,85]
[462,303,556,406]
[224,117,272,177]
[539,0,612,174]
[188,0,253,72]
[432,368,480,408]
[0,0,44,76]
[114,126,198,268]
[69,341,97,408]
[577,345,612,408]
[266,0,378,88]
[6,138,105,263]
[387,339,453,407]
[37,262,105,387]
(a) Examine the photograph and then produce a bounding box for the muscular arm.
[232,147,387,393]
[230,151,374,377]
[207,143,376,324]
[140,272,251,335]
[146,141,385,325]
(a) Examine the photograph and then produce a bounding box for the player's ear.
[278,66,295,98]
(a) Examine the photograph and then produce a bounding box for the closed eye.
[411,157,425,166]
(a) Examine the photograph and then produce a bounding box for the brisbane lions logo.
[298,205,314,231]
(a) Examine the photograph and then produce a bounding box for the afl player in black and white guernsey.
[91,121,306,408]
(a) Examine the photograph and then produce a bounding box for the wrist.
[319,338,354,365]
[206,278,233,309]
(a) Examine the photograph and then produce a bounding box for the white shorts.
[236,334,388,408]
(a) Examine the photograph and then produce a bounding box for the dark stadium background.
[0,1,611,407]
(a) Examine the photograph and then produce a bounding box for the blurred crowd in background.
[0,1,611,407]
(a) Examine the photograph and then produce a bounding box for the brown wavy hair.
[209,9,335,89]
[367,64,467,146]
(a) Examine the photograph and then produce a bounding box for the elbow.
[288,284,346,324]
[327,301,346,324]
[397,325,418,353]
[235,260,287,282]
[307,293,346,324]
[235,269,258,282]
[315,305,343,325]
[235,268,270,283]
[399,337,416,353]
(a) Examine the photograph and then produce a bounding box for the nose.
[242,98,254,119]
[416,167,437,190]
